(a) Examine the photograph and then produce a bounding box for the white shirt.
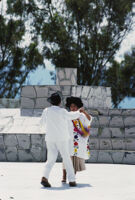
[40,106,82,142]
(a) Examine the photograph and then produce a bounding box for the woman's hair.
[66,96,83,108]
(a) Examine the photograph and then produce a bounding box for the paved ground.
[0,162,135,200]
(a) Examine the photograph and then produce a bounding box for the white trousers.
[43,140,75,182]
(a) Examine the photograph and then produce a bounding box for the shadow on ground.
[41,183,91,190]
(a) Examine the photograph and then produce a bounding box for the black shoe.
[69,181,77,187]
[41,177,51,187]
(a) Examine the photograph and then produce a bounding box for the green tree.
[40,0,135,85]
[104,47,135,107]
[0,1,44,98]
[1,0,135,105]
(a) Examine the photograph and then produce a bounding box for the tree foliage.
[104,48,135,107]
[0,0,135,106]
[0,1,44,98]
[40,0,135,85]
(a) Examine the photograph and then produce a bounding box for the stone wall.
[0,108,135,164]
[0,67,134,164]
[21,85,112,116]
[87,108,135,164]
[56,68,77,85]
[0,99,20,108]
[0,134,46,162]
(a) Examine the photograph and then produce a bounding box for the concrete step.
[57,150,135,165]
[87,150,135,164]
[89,137,135,151]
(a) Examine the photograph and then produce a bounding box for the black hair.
[47,92,61,105]
[66,96,83,108]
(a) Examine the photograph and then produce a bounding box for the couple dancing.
[40,92,92,187]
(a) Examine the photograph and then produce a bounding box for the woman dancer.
[62,97,93,183]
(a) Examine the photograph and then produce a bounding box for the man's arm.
[63,109,81,120]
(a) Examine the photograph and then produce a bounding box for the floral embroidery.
[74,135,78,139]
[74,142,78,146]
[72,118,91,158]
[72,119,90,137]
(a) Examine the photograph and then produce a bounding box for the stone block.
[124,116,135,127]
[122,109,135,116]
[65,68,71,79]
[21,86,36,98]
[110,128,125,138]
[97,151,113,163]
[60,86,71,96]
[18,149,33,162]
[9,99,20,108]
[99,116,110,127]
[112,151,124,163]
[98,128,111,138]
[35,98,50,109]
[56,68,77,85]
[33,109,44,117]
[89,138,99,150]
[42,140,47,161]
[5,147,18,161]
[31,134,43,147]
[4,134,18,147]
[48,86,61,96]
[93,87,102,97]
[125,127,135,138]
[98,109,109,116]
[71,72,77,85]
[105,97,112,108]
[90,128,98,137]
[99,139,112,150]
[0,148,6,161]
[88,88,94,98]
[58,80,70,85]
[21,109,34,116]
[91,117,99,127]
[98,99,107,108]
[81,86,90,99]
[87,150,98,163]
[87,109,99,116]
[109,109,122,116]
[82,99,89,108]
[123,151,135,164]
[0,99,20,108]
[31,146,42,161]
[110,116,124,127]
[0,135,4,148]
[35,86,49,97]
[17,135,30,149]
[88,97,97,108]
[106,87,112,96]
[125,139,135,150]
[76,86,82,97]
[112,139,125,150]
[21,97,35,109]
[58,69,65,80]
[71,86,76,96]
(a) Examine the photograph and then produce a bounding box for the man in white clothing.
[40,92,82,187]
